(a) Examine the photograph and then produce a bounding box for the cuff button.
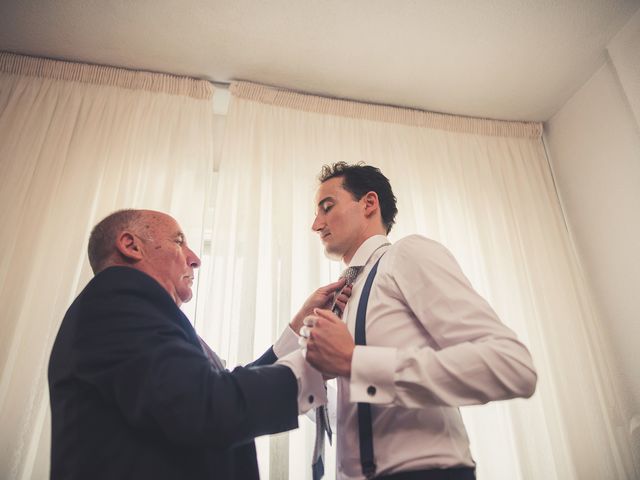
[367,386,376,396]
[308,395,314,403]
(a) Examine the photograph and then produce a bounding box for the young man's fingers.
[313,308,341,323]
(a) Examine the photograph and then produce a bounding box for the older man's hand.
[301,308,355,378]
[290,280,352,333]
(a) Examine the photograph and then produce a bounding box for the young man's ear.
[115,231,144,262]
[363,191,379,218]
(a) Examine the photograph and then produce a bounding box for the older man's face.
[138,212,201,306]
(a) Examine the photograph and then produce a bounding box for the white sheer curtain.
[197,81,638,480]
[0,52,214,479]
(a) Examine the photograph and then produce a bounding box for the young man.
[302,163,537,480]
[48,209,347,480]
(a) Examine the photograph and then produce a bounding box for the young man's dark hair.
[318,162,398,234]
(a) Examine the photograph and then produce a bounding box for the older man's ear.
[115,231,144,262]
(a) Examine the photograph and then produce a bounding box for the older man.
[48,209,345,480]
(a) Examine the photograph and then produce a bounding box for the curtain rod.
[2,51,539,132]
[231,81,543,138]
[209,79,231,88]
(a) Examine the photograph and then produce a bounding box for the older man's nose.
[187,249,201,268]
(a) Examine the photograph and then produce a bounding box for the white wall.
[608,10,640,132]
[544,10,640,447]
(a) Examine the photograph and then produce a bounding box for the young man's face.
[311,177,368,264]
[138,212,201,306]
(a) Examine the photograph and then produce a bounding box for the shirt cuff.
[273,325,300,358]
[350,345,396,404]
[276,350,327,414]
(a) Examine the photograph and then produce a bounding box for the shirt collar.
[346,234,390,267]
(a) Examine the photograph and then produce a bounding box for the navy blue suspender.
[354,255,384,479]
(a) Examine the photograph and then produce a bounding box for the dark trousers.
[375,467,475,480]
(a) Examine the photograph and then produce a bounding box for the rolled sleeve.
[350,345,397,404]
[276,350,327,414]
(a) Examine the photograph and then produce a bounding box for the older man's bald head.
[87,209,200,305]
[88,209,143,273]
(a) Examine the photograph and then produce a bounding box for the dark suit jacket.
[48,266,298,480]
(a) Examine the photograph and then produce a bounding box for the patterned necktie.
[312,265,364,480]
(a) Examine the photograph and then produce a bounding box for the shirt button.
[367,386,376,396]
[308,395,314,403]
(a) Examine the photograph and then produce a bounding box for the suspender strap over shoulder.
[354,255,384,479]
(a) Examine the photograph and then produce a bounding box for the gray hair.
[87,209,144,273]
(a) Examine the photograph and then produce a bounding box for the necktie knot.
[331,266,364,317]
[341,265,364,285]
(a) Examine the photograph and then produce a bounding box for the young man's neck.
[343,229,387,265]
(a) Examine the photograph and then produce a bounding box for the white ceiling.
[1,0,638,121]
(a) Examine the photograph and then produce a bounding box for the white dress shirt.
[336,234,537,479]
